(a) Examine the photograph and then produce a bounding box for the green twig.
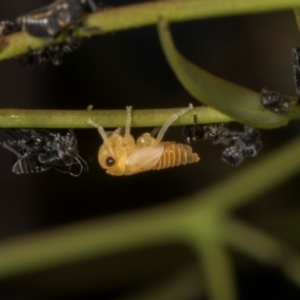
[1,0,300,60]
[0,107,231,128]
[196,243,237,300]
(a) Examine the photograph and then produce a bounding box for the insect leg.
[0,142,23,157]
[17,129,45,139]
[87,119,108,142]
[1,129,19,140]
[46,46,64,66]
[61,36,82,54]
[125,106,132,137]
[65,155,89,177]
[19,47,49,69]
[191,115,199,139]
[82,0,99,12]
[156,103,193,143]
[150,127,161,137]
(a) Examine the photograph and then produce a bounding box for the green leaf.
[157,19,299,129]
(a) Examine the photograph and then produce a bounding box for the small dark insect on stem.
[260,87,291,114]
[16,0,100,40]
[181,117,262,166]
[17,38,82,69]
[182,115,228,144]
[220,127,262,166]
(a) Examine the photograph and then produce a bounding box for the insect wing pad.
[124,145,165,175]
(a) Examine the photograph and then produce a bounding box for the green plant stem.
[0,204,191,278]
[196,243,237,300]
[1,0,300,59]
[0,107,231,128]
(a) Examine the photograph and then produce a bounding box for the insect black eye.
[106,157,115,167]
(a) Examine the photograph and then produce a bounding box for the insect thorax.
[136,133,157,147]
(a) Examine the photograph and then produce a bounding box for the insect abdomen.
[152,142,199,170]
[17,15,55,37]
[12,157,49,174]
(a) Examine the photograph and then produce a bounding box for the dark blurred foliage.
[0,1,300,299]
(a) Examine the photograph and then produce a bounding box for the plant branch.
[0,107,231,128]
[1,0,300,60]
[195,242,237,300]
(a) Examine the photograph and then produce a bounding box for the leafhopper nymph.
[88,104,200,175]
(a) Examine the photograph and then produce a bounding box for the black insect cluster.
[0,0,101,68]
[0,129,88,176]
[182,118,262,166]
[220,126,262,166]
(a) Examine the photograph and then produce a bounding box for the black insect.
[292,47,300,95]
[0,129,88,176]
[182,117,262,166]
[0,18,82,68]
[221,127,262,166]
[17,38,82,68]
[260,87,291,114]
[182,115,227,144]
[13,0,99,67]
[16,0,99,39]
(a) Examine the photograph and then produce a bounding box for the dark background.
[0,0,299,299]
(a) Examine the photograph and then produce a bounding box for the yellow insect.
[88,104,200,175]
